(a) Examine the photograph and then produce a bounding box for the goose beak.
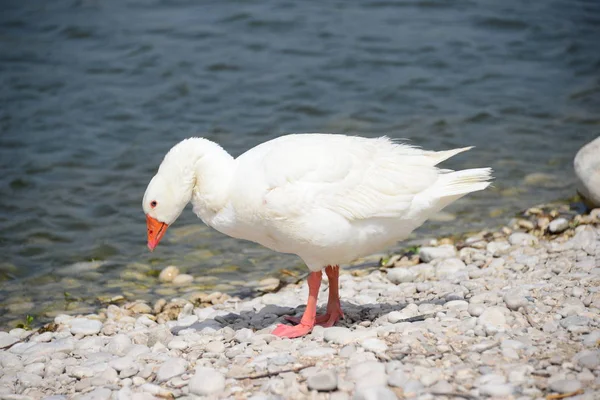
[146,215,168,251]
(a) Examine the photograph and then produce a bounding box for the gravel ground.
[0,207,599,400]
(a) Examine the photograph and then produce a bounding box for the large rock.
[574,136,600,207]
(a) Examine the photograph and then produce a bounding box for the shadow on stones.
[173,297,451,334]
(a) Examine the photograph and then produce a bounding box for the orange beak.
[146,215,168,251]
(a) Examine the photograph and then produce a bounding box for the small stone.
[436,258,466,279]
[205,340,225,353]
[156,358,188,382]
[402,380,425,396]
[68,366,95,379]
[69,318,103,335]
[503,289,529,311]
[517,219,535,230]
[387,311,413,323]
[445,300,469,312]
[107,334,132,356]
[560,315,590,328]
[361,338,388,353]
[234,328,254,343]
[388,369,408,387]
[130,302,152,314]
[307,370,337,391]
[479,383,514,397]
[549,379,582,394]
[508,232,538,246]
[387,268,416,284]
[167,339,188,350]
[300,346,337,357]
[583,330,600,347]
[468,304,485,317]
[339,345,356,358]
[353,386,398,400]
[257,277,281,292]
[416,282,431,292]
[79,388,112,400]
[158,266,180,282]
[0,332,18,348]
[323,327,354,345]
[108,356,136,372]
[349,361,387,389]
[140,383,173,398]
[24,362,45,376]
[486,241,510,256]
[549,218,569,233]
[172,274,194,285]
[575,350,600,369]
[189,367,225,396]
[15,372,43,388]
[419,245,456,262]
[147,327,173,347]
[478,307,506,331]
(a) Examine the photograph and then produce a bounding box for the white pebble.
[189,367,225,395]
[156,358,188,382]
[69,318,103,335]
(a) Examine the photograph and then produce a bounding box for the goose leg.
[272,270,322,338]
[321,265,344,327]
[284,265,344,327]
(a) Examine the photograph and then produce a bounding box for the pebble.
[323,327,354,345]
[503,289,529,311]
[158,266,180,282]
[549,218,569,233]
[419,245,456,262]
[0,332,18,348]
[575,350,600,369]
[548,379,582,393]
[189,367,225,396]
[445,300,469,312]
[107,334,132,355]
[509,232,538,246]
[388,369,409,388]
[468,303,485,317]
[436,258,466,279]
[16,372,43,388]
[79,388,112,400]
[486,241,510,256]
[109,356,136,372]
[349,361,387,389]
[478,307,507,331]
[479,383,514,397]
[360,338,388,353]
[307,370,338,391]
[69,318,103,335]
[156,358,188,382]
[386,268,416,284]
[353,386,398,400]
[172,274,194,285]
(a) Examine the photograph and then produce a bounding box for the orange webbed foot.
[272,322,314,338]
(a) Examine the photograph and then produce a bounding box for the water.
[1,0,598,328]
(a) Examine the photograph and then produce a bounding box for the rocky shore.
[0,205,599,400]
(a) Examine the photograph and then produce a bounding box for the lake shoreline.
[0,203,598,399]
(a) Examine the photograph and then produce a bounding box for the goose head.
[142,173,190,251]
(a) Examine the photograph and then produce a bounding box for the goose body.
[143,133,492,337]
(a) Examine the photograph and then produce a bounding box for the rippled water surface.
[1,0,599,327]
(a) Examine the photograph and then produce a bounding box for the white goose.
[143,133,492,338]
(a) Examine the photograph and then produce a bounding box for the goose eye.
[150,201,157,208]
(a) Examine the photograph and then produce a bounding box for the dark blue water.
[0,0,598,327]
